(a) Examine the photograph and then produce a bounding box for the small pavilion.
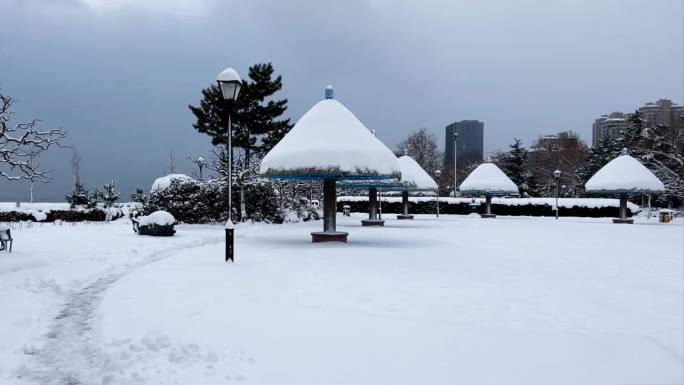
[459,162,518,218]
[394,154,438,219]
[585,149,665,224]
[259,86,400,242]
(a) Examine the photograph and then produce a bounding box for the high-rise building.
[638,99,684,129]
[590,99,683,147]
[444,120,484,166]
[592,112,630,147]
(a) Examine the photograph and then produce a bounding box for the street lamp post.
[216,67,242,262]
[553,169,561,220]
[435,169,442,218]
[453,132,459,197]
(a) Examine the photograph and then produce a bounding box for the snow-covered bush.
[0,207,124,222]
[337,196,639,218]
[133,210,176,236]
[144,177,283,224]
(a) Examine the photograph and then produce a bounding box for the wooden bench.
[0,227,12,253]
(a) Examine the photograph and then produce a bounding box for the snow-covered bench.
[0,226,12,253]
[131,211,176,237]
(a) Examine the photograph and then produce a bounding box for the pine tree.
[493,138,540,196]
[637,123,684,205]
[97,182,121,207]
[623,110,644,151]
[130,188,147,204]
[189,63,292,165]
[66,183,90,208]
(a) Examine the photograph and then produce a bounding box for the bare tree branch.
[0,92,67,182]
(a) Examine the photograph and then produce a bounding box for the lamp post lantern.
[453,132,459,197]
[216,67,242,262]
[435,169,442,218]
[553,169,561,220]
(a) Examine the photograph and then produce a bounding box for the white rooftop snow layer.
[585,154,665,193]
[459,163,518,195]
[150,174,196,193]
[398,155,437,190]
[259,98,400,177]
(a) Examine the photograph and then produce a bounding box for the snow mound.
[137,211,176,226]
[398,156,437,190]
[259,97,400,178]
[150,174,196,193]
[585,154,665,193]
[459,163,518,195]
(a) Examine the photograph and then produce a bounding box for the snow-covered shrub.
[144,177,283,224]
[133,210,176,236]
[0,208,124,222]
[337,197,638,218]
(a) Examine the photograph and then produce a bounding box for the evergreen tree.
[66,183,90,208]
[189,63,292,165]
[97,182,121,207]
[130,188,147,205]
[623,110,644,151]
[637,123,684,205]
[493,138,540,196]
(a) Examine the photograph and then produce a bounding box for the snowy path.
[0,223,223,385]
[21,239,222,385]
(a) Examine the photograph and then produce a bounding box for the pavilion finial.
[325,85,334,99]
[404,148,408,156]
[621,147,629,156]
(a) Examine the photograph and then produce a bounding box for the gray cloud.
[1,0,682,201]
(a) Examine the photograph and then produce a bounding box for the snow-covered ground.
[1,215,682,385]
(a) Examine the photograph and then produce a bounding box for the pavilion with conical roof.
[260,86,400,241]
[585,149,665,224]
[459,162,518,218]
[395,154,438,219]
[339,152,437,224]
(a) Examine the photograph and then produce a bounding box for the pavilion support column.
[312,177,349,242]
[402,190,409,215]
[613,193,634,224]
[481,195,496,218]
[362,186,385,226]
[369,187,378,220]
[323,177,337,232]
[397,190,414,220]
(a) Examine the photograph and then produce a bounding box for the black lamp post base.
[480,214,496,218]
[612,218,634,224]
[397,214,414,220]
[361,219,385,227]
[311,231,349,243]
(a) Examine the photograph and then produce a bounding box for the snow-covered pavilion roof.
[585,154,665,194]
[397,155,437,190]
[259,89,400,180]
[459,163,518,196]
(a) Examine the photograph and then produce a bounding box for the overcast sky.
[1,0,682,201]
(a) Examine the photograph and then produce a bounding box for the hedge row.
[0,209,124,222]
[337,200,633,218]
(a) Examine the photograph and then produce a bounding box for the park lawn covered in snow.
[0,215,682,385]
